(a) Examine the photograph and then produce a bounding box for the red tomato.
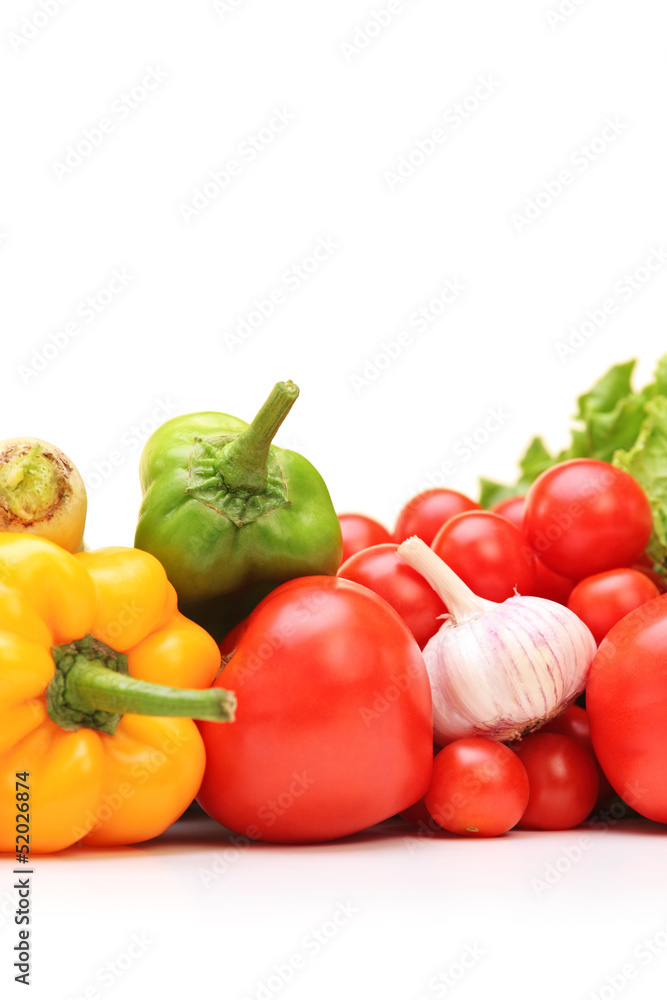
[393,489,482,546]
[633,564,667,594]
[424,738,529,837]
[198,576,433,843]
[540,705,614,805]
[492,495,573,603]
[491,495,525,528]
[514,733,599,830]
[540,705,594,755]
[431,510,535,603]
[567,568,659,645]
[587,595,667,823]
[337,543,446,648]
[337,513,391,564]
[400,745,445,829]
[523,459,652,580]
[532,558,573,604]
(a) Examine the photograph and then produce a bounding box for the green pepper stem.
[217,381,299,491]
[64,659,235,722]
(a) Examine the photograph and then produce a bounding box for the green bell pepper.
[134,381,342,640]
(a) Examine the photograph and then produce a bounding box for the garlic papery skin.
[397,536,596,745]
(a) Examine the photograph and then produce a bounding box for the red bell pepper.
[197,576,433,843]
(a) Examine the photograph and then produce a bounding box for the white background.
[2,1,667,998]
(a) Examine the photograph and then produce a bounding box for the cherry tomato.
[424,738,529,837]
[540,705,593,754]
[337,513,391,564]
[587,595,667,823]
[431,510,535,603]
[523,459,652,580]
[491,495,525,528]
[540,705,614,805]
[337,543,446,648]
[198,576,433,843]
[492,495,573,603]
[567,568,659,645]
[514,733,599,830]
[393,489,481,546]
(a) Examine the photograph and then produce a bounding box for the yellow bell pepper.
[0,534,235,854]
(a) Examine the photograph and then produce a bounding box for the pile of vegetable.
[2,359,667,855]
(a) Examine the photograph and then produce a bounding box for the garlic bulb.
[397,536,596,744]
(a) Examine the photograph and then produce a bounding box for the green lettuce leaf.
[519,436,555,481]
[478,476,523,509]
[574,359,636,421]
[613,396,667,570]
[479,354,667,572]
[478,436,556,508]
[569,360,651,463]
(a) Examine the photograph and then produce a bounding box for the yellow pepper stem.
[47,634,235,735]
[67,660,235,720]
